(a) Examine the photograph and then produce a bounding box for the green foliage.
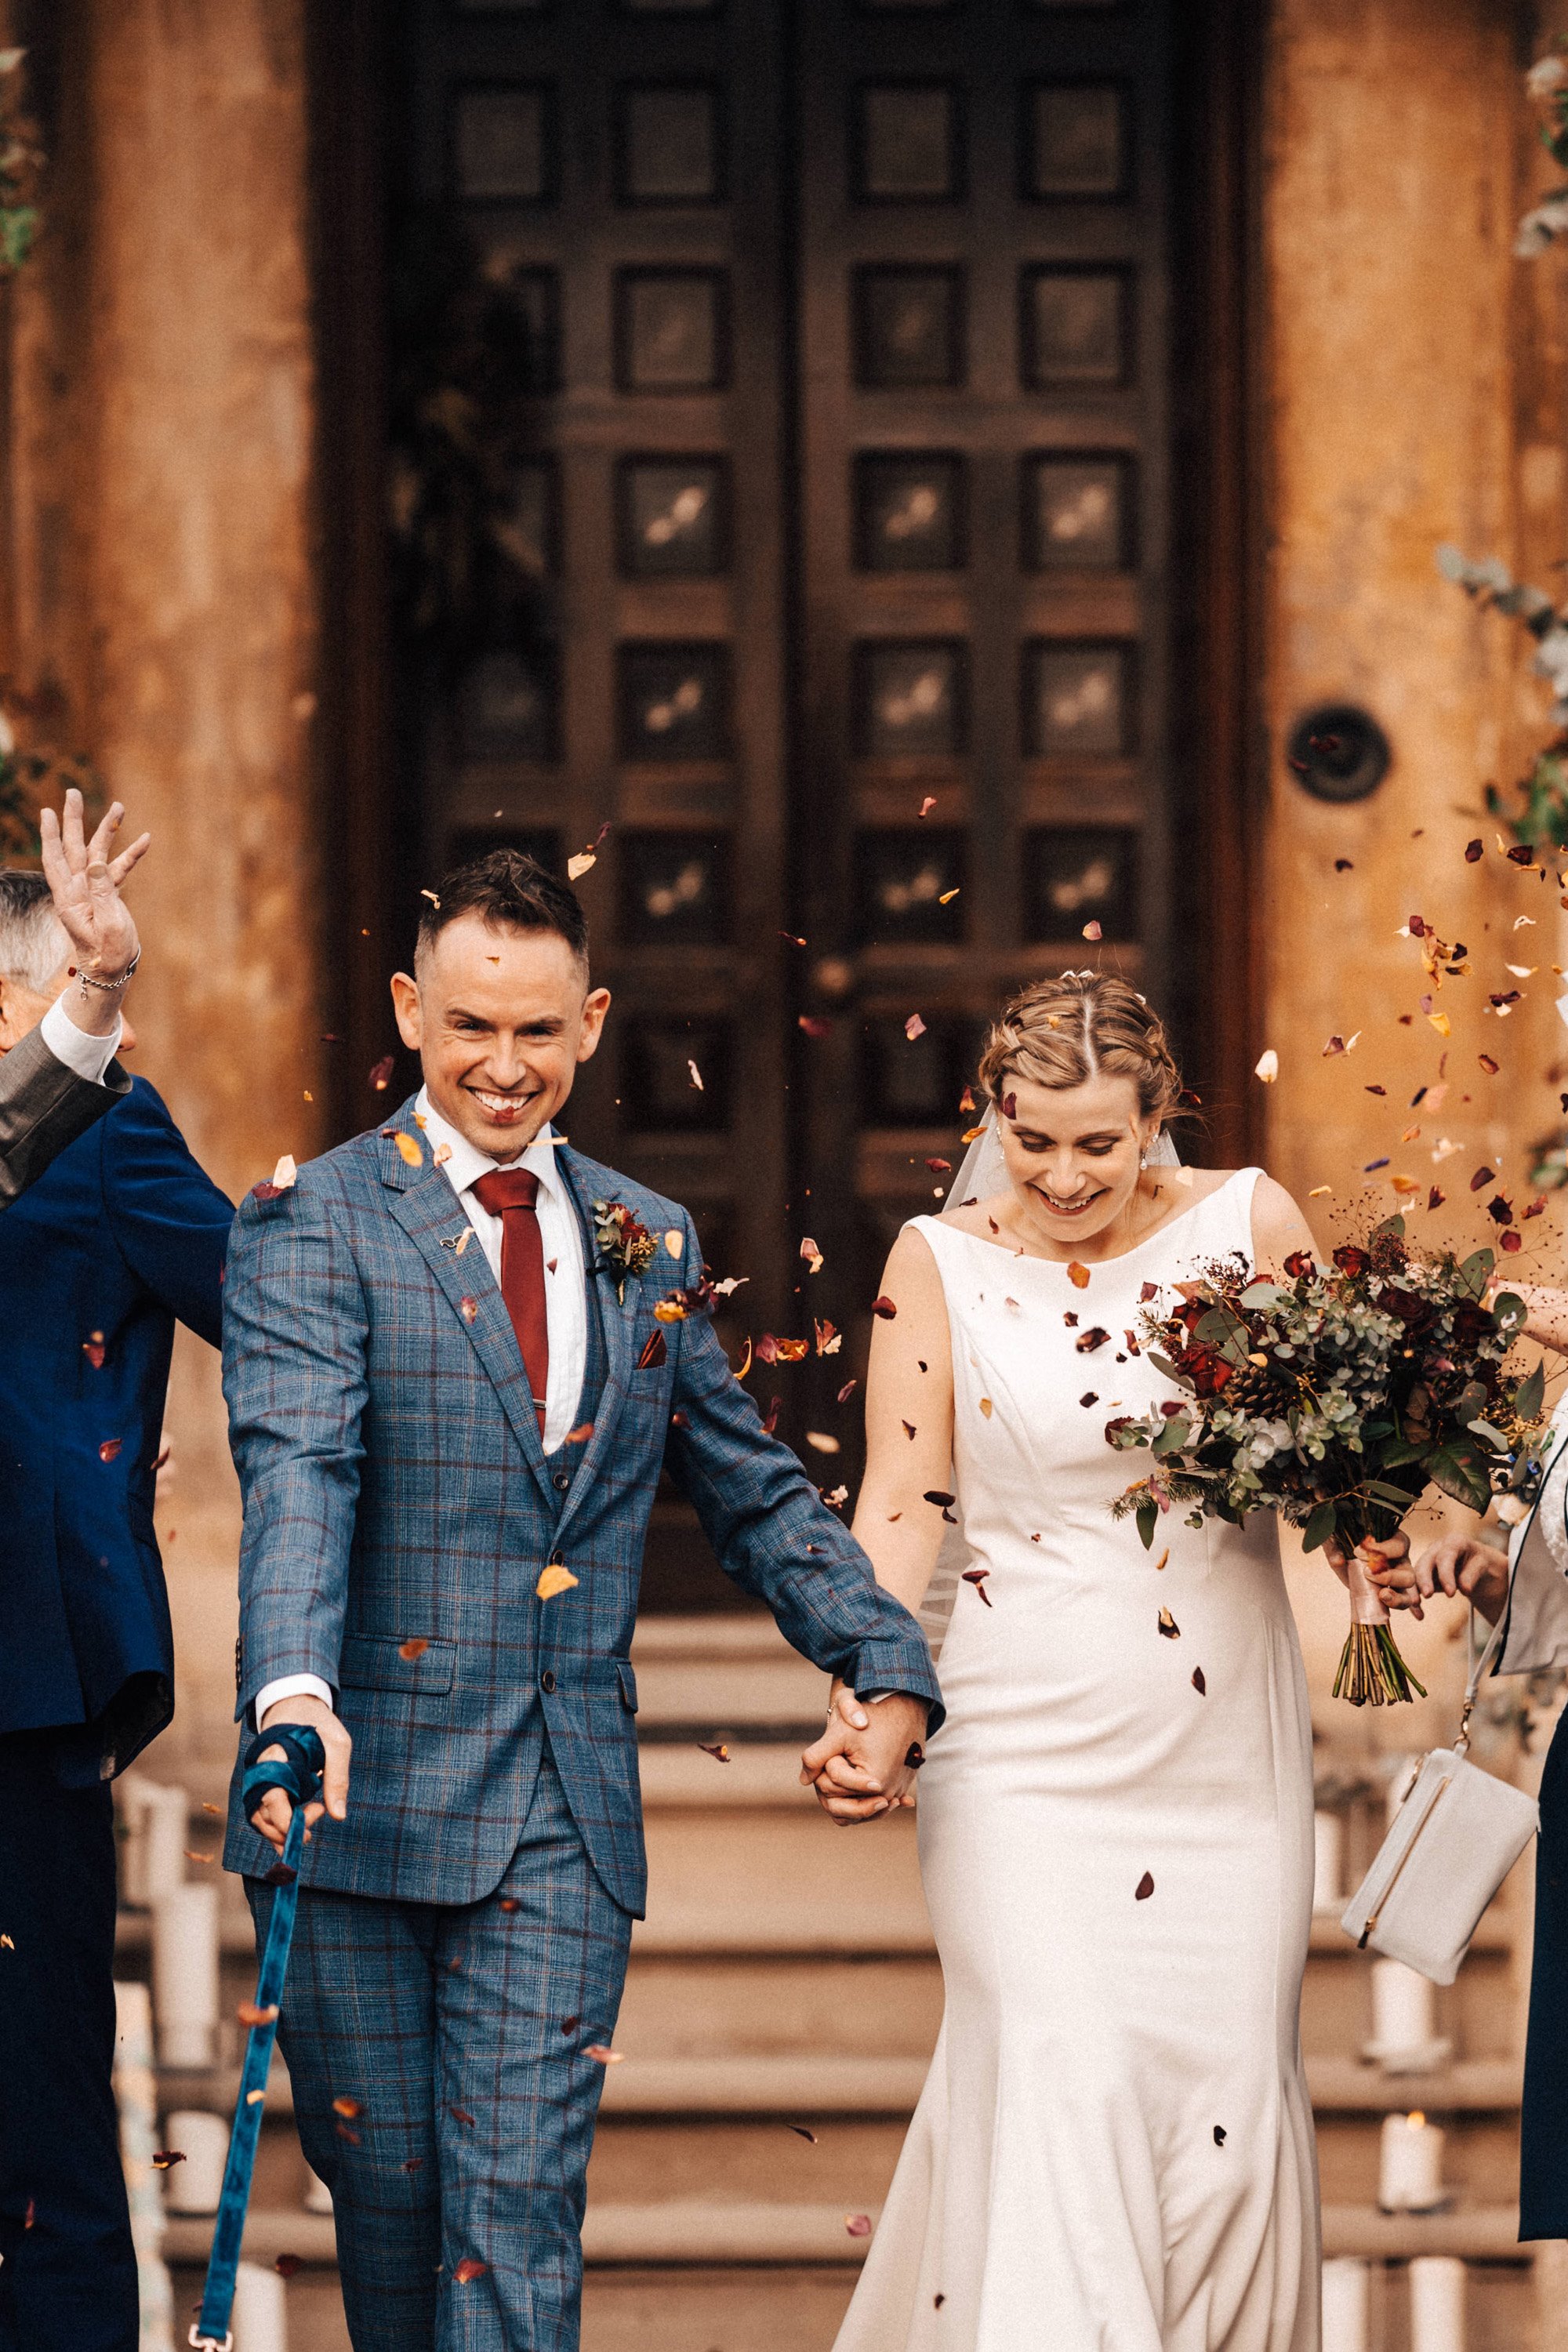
[0,51,42,283]
[1106,1226,1550,1555]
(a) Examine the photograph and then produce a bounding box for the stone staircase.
[114,1617,1566,2350]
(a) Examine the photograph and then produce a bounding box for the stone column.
[2,0,323,1770]
[1261,0,1568,1705]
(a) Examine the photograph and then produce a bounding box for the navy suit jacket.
[0,1072,232,1777]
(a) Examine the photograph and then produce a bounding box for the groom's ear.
[575,985,612,1065]
[390,971,423,1051]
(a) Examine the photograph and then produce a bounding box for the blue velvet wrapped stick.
[189,1723,325,2351]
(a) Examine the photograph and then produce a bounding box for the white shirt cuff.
[252,1672,335,1729]
[40,993,122,1085]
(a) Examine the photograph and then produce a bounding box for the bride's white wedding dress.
[837,1170,1319,2352]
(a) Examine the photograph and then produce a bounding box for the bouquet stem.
[1332,1552,1427,1708]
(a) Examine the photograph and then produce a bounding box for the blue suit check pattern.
[221,1102,942,1914]
[220,1105,941,2350]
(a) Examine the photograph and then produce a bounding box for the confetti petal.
[1135,1871,1155,1901]
[845,2213,873,2238]
[398,1638,430,1661]
[1254,1049,1279,1083]
[536,1564,579,1601]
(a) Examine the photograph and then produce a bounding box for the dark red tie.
[472,1168,550,1432]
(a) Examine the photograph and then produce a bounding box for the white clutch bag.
[1340,1616,1539,1985]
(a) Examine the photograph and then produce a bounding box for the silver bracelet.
[74,948,140,995]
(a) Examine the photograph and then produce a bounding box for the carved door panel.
[792,0,1174,1452]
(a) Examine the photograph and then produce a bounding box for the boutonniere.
[592,1200,657,1301]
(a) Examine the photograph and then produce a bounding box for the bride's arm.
[1250,1172,1319,1279]
[847,1225,956,1621]
[809,1226,956,1808]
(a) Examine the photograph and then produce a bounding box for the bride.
[804,972,1326,2351]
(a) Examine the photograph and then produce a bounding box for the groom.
[222,848,940,2349]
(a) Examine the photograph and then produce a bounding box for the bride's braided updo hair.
[977,971,1185,1125]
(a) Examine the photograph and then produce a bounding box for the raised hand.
[39,787,150,1000]
[799,1683,928,1826]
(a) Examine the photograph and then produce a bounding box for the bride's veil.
[914,1098,1179,1657]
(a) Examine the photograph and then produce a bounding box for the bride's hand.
[1321,1530,1415,1612]
[800,1682,923,1825]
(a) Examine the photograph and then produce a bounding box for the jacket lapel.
[552,1149,637,1548]
[378,1107,555,1510]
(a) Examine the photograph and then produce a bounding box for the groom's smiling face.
[390,914,612,1162]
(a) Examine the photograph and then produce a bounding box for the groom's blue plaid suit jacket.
[220,1101,942,1915]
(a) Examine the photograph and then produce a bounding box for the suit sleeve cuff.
[252,1671,335,1730]
[40,993,122,1084]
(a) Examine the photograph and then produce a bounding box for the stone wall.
[1261,0,1568,1705]
[0,0,321,1773]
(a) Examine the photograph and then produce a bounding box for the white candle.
[160,2109,230,2216]
[1410,2255,1466,2352]
[232,2257,289,2352]
[1321,2256,1370,2352]
[119,1777,189,1908]
[112,1981,176,2352]
[151,1881,220,2070]
[1378,2111,1446,2212]
[302,2162,333,2215]
[1314,1811,1345,1911]
[1370,1958,1438,2067]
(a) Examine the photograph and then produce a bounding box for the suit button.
[553,1471,570,1491]
[540,1670,557,1695]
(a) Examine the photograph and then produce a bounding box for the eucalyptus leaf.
[1302,1501,1338,1554]
[1466,1418,1510,1452]
[1515,1361,1546,1423]
[1135,1500,1157,1551]
[1459,1247,1497,1301]
[1152,1417,1192,1458]
[1239,1282,1288,1310]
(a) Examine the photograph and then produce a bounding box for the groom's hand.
[799,1687,928,1827]
[254,1695,352,1851]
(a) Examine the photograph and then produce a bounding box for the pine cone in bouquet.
[1105,1216,1549,1705]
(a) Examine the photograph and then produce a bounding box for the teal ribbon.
[190,1725,324,2350]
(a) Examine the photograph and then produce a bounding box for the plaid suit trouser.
[245,1744,632,2351]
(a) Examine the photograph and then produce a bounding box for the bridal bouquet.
[1105,1218,1547,1704]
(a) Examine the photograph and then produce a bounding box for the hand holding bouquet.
[1105,1217,1548,1704]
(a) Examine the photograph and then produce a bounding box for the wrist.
[60,977,123,1039]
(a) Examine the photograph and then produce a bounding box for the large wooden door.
[378,0,1235,1601]
[791,0,1174,1446]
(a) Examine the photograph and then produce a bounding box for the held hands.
[1356,1530,1510,1628]
[252,1695,351,1853]
[799,1684,928,1826]
[39,787,149,1036]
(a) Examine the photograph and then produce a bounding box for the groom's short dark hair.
[416,848,590,972]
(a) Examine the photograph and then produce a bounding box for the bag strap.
[1456,1606,1508,1755]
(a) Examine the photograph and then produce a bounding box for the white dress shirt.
[40,993,122,1084]
[253,1088,590,1726]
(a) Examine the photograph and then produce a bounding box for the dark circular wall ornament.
[1285,704,1391,804]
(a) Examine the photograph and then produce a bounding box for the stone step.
[1320,2201,1523,2258]
[162,2198,878,2270]
[1307,2058,1523,2112]
[158,2196,1541,2270]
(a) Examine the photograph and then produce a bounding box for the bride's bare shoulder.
[938,1192,1011,1240]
